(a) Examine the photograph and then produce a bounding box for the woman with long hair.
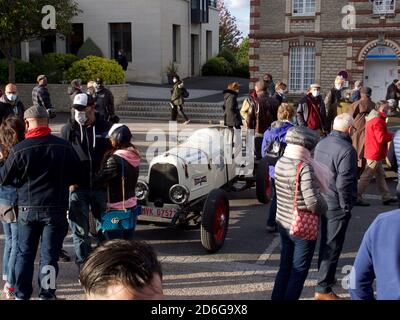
[94,124,140,240]
[0,116,25,300]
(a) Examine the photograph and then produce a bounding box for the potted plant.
[166,61,179,84]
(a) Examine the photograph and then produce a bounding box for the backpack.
[264,135,286,166]
[182,87,189,98]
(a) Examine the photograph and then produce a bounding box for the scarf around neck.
[25,127,51,139]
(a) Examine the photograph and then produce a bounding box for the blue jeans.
[14,210,68,300]
[1,221,18,286]
[267,179,277,228]
[271,225,316,300]
[68,188,106,265]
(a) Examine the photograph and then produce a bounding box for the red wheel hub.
[213,200,227,242]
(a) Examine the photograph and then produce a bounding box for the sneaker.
[354,200,370,207]
[59,249,71,262]
[1,287,15,300]
[382,198,398,206]
[183,120,191,125]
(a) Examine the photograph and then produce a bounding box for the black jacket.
[95,87,115,122]
[0,95,24,122]
[61,115,112,189]
[117,54,128,71]
[314,130,358,212]
[0,134,81,210]
[223,89,242,128]
[94,154,139,204]
[386,82,400,101]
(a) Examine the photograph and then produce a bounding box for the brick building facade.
[249,0,400,102]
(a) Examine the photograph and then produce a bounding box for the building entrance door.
[191,34,199,76]
[364,46,398,102]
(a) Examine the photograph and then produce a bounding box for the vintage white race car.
[135,126,272,252]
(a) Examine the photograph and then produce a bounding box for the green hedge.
[30,53,78,83]
[77,37,103,60]
[232,63,250,79]
[65,56,125,85]
[218,48,236,65]
[0,59,39,84]
[202,57,233,76]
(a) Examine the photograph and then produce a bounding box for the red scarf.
[25,127,52,139]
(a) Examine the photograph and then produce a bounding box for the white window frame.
[292,0,316,16]
[372,0,396,14]
[289,46,316,93]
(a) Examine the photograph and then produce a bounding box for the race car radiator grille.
[148,163,179,204]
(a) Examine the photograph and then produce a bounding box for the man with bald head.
[0,83,25,122]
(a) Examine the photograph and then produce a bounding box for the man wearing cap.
[347,87,375,178]
[32,75,56,119]
[0,83,25,123]
[0,106,81,300]
[61,93,112,271]
[94,78,119,124]
[297,83,329,137]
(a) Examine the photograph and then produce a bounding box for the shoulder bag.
[289,161,319,241]
[101,157,136,231]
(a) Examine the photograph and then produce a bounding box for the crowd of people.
[0,76,147,300]
[223,72,400,300]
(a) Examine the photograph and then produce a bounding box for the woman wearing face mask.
[170,75,190,125]
[272,82,288,105]
[324,76,346,130]
[296,84,329,137]
[0,83,25,123]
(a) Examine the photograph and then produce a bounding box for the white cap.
[107,123,124,138]
[73,93,89,110]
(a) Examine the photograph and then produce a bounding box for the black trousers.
[316,209,351,294]
[171,104,189,121]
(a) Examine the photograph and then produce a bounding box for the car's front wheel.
[200,189,230,253]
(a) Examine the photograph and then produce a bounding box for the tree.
[235,37,249,65]
[217,0,243,52]
[0,0,80,83]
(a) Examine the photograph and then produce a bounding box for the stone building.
[249,0,400,102]
[8,0,219,84]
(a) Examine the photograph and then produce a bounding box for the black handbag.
[265,136,285,166]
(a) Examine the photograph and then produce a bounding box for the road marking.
[257,235,280,265]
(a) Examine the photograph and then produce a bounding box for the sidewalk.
[128,76,249,103]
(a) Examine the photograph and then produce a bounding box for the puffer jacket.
[364,110,393,160]
[94,152,140,205]
[275,156,327,231]
[223,89,242,128]
[261,120,294,179]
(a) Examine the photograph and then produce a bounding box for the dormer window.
[372,0,395,15]
[292,0,316,16]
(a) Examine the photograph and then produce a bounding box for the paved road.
[0,116,398,300]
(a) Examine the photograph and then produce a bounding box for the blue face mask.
[6,93,17,102]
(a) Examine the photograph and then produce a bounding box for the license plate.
[140,206,177,219]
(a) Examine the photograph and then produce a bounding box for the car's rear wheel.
[256,157,273,204]
[201,189,230,253]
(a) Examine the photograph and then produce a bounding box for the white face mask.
[74,110,88,125]
[335,84,342,90]
[173,79,178,83]
[311,90,320,97]
[6,93,17,102]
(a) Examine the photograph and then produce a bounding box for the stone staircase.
[116,100,226,124]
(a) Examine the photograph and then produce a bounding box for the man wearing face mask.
[271,82,288,105]
[297,83,329,137]
[32,75,56,119]
[61,93,112,273]
[324,76,346,130]
[0,83,25,123]
[94,78,119,124]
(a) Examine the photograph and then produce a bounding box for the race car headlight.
[169,184,190,205]
[135,181,149,200]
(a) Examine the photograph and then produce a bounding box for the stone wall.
[0,84,128,113]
